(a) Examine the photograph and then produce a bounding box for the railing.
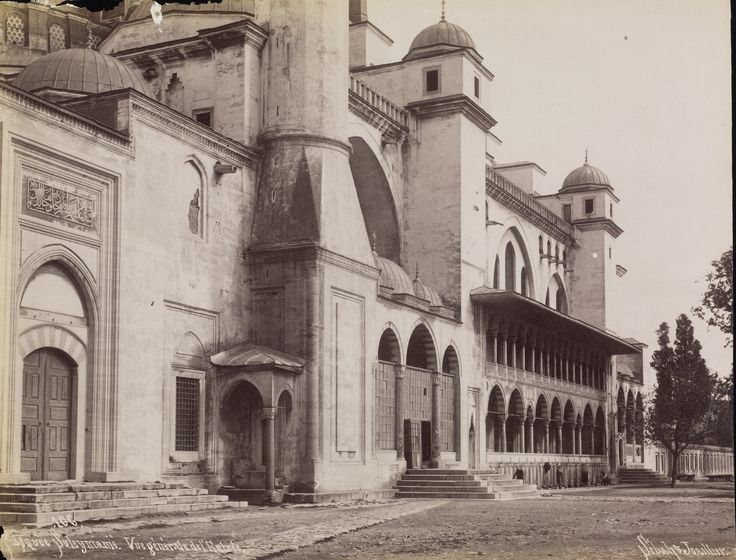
[486,166,575,239]
[349,75,410,129]
[485,362,606,400]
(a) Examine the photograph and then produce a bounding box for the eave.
[470,287,641,356]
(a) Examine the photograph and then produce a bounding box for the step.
[395,491,494,499]
[0,500,248,527]
[0,482,176,494]
[0,493,228,513]
[401,474,476,481]
[483,479,524,488]
[405,469,470,475]
[493,489,539,500]
[395,479,483,487]
[394,485,490,493]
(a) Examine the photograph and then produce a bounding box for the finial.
[584,149,589,164]
[371,231,377,253]
[415,263,420,280]
[441,0,446,21]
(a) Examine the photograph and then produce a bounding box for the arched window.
[562,250,567,267]
[48,23,66,52]
[520,267,528,296]
[538,235,543,255]
[504,242,516,291]
[485,200,489,222]
[546,240,551,257]
[6,13,25,46]
[555,245,559,262]
[545,288,549,306]
[492,256,500,289]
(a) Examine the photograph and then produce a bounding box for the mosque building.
[0,0,665,512]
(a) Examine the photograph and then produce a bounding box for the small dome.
[13,49,150,97]
[374,256,414,295]
[126,0,254,21]
[405,19,476,60]
[413,274,443,307]
[561,162,611,190]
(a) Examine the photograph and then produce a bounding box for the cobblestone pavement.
[1,494,733,560]
[0,500,445,560]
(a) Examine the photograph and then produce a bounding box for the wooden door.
[21,348,73,481]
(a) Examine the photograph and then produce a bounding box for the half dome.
[561,162,611,191]
[405,19,476,60]
[13,48,150,97]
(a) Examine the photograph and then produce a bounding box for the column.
[500,415,507,453]
[530,340,536,373]
[544,421,550,454]
[489,330,498,363]
[558,425,563,455]
[520,339,527,371]
[575,424,582,455]
[510,337,517,369]
[590,426,595,456]
[500,335,508,367]
[263,406,276,491]
[431,372,441,468]
[394,365,405,460]
[529,420,535,453]
[520,418,526,453]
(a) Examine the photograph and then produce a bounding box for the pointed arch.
[493,256,500,289]
[441,344,460,376]
[504,242,516,290]
[496,225,536,298]
[378,326,401,364]
[406,321,437,371]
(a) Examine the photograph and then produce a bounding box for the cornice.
[407,94,496,131]
[128,92,261,168]
[348,90,408,143]
[0,82,132,155]
[486,170,574,245]
[572,217,624,238]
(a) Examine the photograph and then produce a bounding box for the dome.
[374,256,414,295]
[126,0,254,22]
[405,19,476,60]
[561,162,611,190]
[413,274,443,307]
[13,49,151,97]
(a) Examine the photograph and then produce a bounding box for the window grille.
[175,376,199,452]
[439,374,455,451]
[6,14,24,46]
[48,24,66,52]
[374,362,395,449]
[425,69,439,92]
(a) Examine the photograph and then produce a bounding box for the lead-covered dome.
[405,19,476,60]
[13,49,150,97]
[126,0,254,21]
[561,162,611,191]
[374,255,414,295]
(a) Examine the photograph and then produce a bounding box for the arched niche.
[495,226,536,299]
[20,263,86,320]
[348,136,401,261]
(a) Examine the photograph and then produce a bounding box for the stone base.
[217,487,285,505]
[0,472,31,484]
[283,489,396,504]
[85,471,136,483]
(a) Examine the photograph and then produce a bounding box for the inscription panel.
[23,176,98,232]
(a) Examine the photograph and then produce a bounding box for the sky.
[368,0,732,384]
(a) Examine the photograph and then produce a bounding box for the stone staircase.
[0,482,248,527]
[617,466,670,485]
[395,469,538,500]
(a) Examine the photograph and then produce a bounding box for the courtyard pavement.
[0,484,733,560]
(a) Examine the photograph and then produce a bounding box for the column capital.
[431,371,441,384]
[394,364,405,378]
[262,406,277,419]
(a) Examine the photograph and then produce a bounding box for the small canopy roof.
[210,343,304,372]
[470,287,640,356]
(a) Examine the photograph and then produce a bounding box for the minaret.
[248,0,373,493]
[252,0,372,262]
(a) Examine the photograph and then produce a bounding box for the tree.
[703,372,734,447]
[693,247,733,347]
[645,314,714,487]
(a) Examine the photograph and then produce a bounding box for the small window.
[175,376,200,452]
[48,23,66,52]
[6,14,25,46]
[474,76,480,98]
[193,109,213,127]
[425,68,440,93]
[562,204,572,223]
[584,198,595,214]
[609,247,612,259]
[610,203,613,217]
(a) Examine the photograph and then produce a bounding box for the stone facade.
[0,0,648,496]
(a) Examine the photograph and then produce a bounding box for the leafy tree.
[703,372,734,447]
[645,314,714,487]
[693,247,733,347]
